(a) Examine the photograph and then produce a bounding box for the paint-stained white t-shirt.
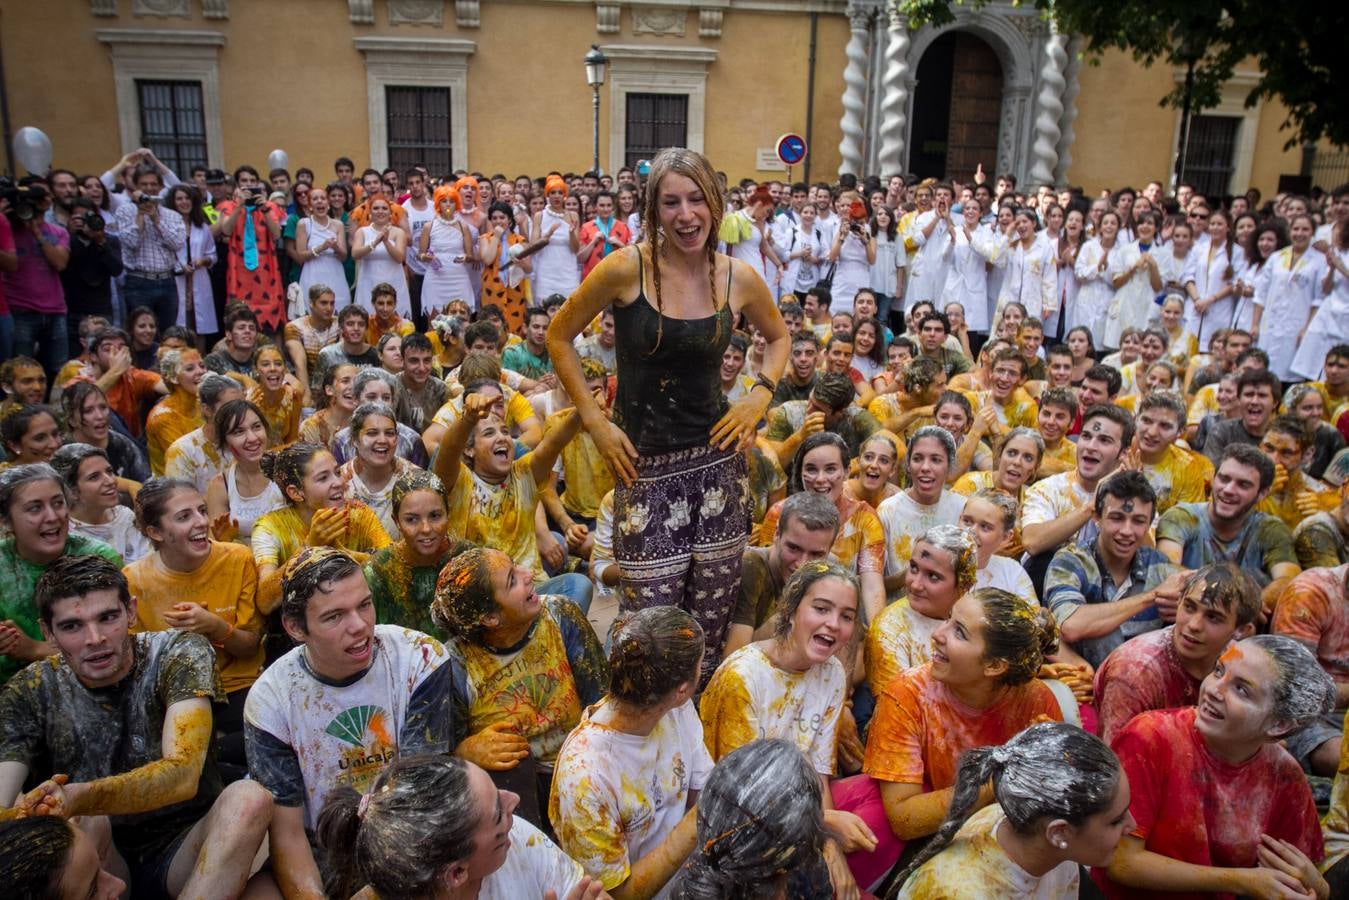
[550,698,713,894]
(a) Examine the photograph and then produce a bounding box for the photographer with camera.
[60,198,124,363]
[213,165,285,334]
[825,192,877,316]
[1,178,70,378]
[114,164,186,332]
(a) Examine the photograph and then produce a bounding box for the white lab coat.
[1253,246,1326,381]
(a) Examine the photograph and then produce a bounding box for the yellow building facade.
[0,0,1332,198]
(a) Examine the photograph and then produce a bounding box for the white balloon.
[12,127,52,175]
[267,149,290,172]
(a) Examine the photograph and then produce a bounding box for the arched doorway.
[908,31,1003,180]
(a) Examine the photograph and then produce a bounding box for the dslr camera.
[0,176,47,223]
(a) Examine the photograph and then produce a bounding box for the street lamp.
[584,44,608,174]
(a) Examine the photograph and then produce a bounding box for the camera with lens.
[0,176,47,223]
[136,193,159,207]
[85,212,106,232]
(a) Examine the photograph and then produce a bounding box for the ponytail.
[887,746,1000,895]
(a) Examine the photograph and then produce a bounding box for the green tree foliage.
[898,0,1348,148]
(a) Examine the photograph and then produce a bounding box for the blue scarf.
[242,203,259,271]
[596,216,615,257]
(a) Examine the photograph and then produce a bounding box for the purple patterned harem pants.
[612,444,750,686]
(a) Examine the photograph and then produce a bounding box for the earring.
[1055,841,1068,850]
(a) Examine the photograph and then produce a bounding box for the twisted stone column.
[876,4,910,176]
[1054,35,1083,185]
[1029,28,1067,185]
[838,2,872,178]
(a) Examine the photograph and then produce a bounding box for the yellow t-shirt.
[975,388,1038,430]
[250,503,392,570]
[1142,444,1213,515]
[247,382,302,446]
[896,804,1080,898]
[698,643,846,776]
[447,455,545,582]
[125,542,263,694]
[145,392,203,477]
[865,599,940,696]
[1187,382,1220,427]
[547,411,614,520]
[1042,437,1077,470]
[1260,475,1331,531]
[365,316,416,347]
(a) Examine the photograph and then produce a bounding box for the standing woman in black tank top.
[547,148,789,683]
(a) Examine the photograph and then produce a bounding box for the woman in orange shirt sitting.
[832,586,1063,892]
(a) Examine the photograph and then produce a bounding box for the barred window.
[625,93,688,169]
[386,86,451,177]
[1185,115,1241,200]
[137,80,208,175]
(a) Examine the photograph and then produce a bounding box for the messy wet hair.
[676,739,827,900]
[892,723,1121,893]
[608,606,705,708]
[317,754,479,900]
[970,587,1059,685]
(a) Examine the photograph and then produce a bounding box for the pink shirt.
[1,220,67,314]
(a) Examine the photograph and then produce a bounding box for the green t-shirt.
[0,535,124,683]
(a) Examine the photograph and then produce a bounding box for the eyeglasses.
[1191,212,1210,219]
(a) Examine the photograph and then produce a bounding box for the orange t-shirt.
[94,369,162,439]
[863,663,1062,788]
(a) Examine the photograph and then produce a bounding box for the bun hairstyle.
[608,606,705,708]
[640,148,725,354]
[430,547,500,640]
[317,754,478,900]
[889,723,1121,895]
[970,587,1059,685]
[676,739,826,900]
[261,442,327,496]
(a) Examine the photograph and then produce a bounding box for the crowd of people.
[0,142,1348,899]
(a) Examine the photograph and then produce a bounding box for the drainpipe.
[0,11,13,176]
[804,12,818,184]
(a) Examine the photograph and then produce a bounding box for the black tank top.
[612,253,733,454]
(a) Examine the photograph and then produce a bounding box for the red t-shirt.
[863,663,1063,789]
[1094,626,1202,743]
[1093,706,1323,900]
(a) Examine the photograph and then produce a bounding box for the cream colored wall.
[1067,48,1309,198]
[703,10,849,184]
[0,3,1323,194]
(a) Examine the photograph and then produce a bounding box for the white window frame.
[1171,69,1263,194]
[354,36,475,172]
[602,44,717,174]
[96,28,225,168]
